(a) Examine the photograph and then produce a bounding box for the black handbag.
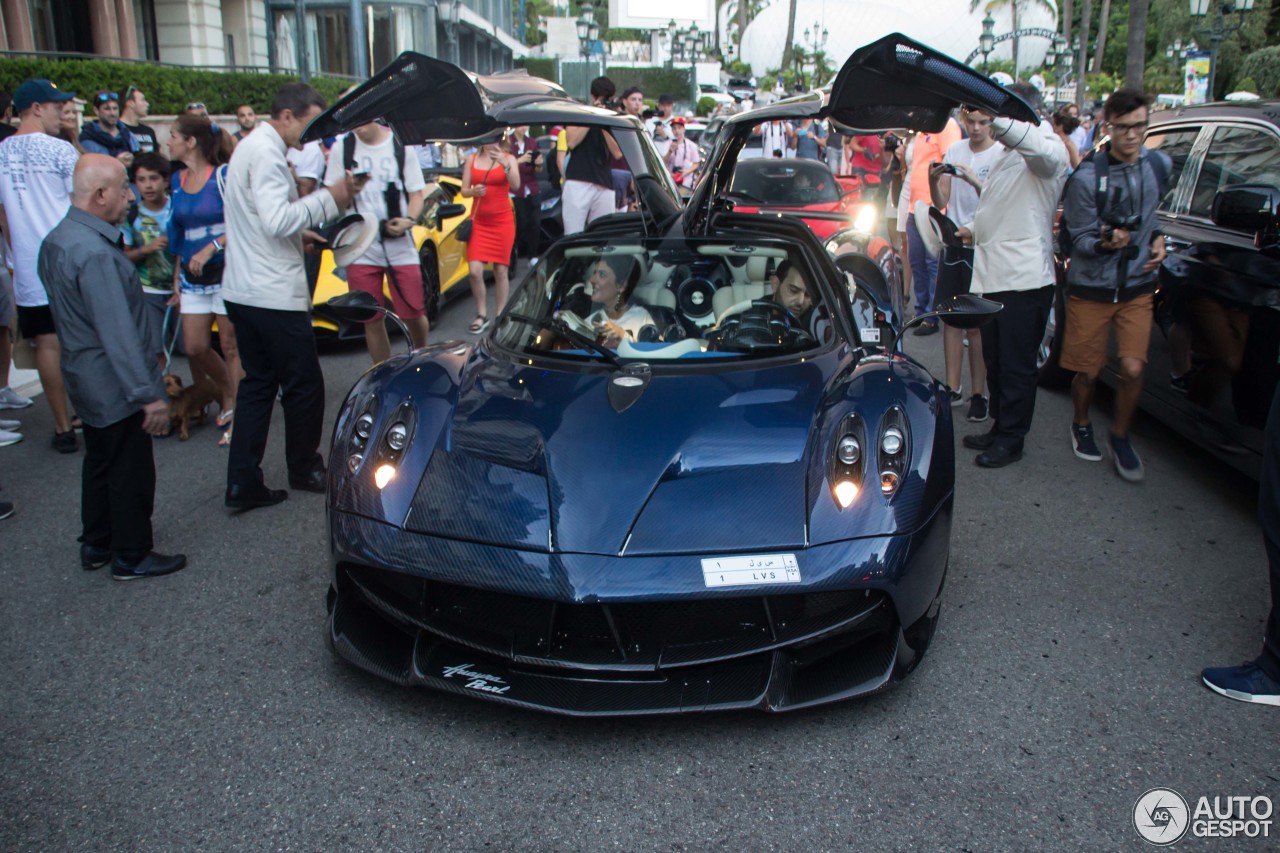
[456,219,473,242]
[183,258,224,286]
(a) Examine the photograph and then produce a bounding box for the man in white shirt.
[221,83,364,510]
[287,139,326,195]
[645,94,675,156]
[956,83,1068,468]
[0,79,81,452]
[324,122,429,363]
[928,106,1002,423]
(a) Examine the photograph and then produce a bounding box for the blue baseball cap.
[13,79,75,113]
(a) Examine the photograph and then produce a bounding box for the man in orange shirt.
[902,117,961,334]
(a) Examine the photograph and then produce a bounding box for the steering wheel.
[714,298,798,330]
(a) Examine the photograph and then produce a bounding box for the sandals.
[217,408,233,447]
[469,315,490,334]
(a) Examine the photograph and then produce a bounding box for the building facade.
[0,0,521,76]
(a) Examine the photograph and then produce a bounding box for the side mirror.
[1212,184,1279,236]
[895,294,1002,351]
[435,202,467,229]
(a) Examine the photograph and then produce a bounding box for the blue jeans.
[906,214,939,322]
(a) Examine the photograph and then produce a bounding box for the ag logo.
[1134,788,1190,846]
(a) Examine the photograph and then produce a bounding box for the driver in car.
[770,259,813,317]
[585,256,654,347]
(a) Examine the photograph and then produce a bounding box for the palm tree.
[971,0,1056,78]
[1124,0,1149,89]
[1091,0,1111,72]
[781,0,798,80]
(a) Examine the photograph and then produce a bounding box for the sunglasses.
[186,102,207,112]
[94,92,118,104]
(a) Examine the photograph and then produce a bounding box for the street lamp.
[1189,0,1253,100]
[979,14,995,73]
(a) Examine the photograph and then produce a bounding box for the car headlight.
[829,414,865,510]
[355,413,374,442]
[386,422,408,451]
[852,204,877,234]
[877,407,910,498]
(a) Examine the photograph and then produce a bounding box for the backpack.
[1059,145,1171,257]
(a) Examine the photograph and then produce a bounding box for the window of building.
[133,0,159,60]
[369,5,422,73]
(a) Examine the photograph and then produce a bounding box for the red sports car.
[726,158,867,241]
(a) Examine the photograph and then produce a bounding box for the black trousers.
[225,301,325,489]
[82,410,155,559]
[1257,383,1280,680]
[980,285,1053,452]
[513,195,541,259]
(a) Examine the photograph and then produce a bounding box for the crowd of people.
[0,68,1276,707]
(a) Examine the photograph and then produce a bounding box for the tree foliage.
[1237,46,1280,96]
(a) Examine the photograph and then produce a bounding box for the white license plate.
[701,554,801,588]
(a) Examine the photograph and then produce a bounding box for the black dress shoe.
[111,552,187,581]
[225,483,289,510]
[975,445,1024,468]
[962,431,997,451]
[80,543,112,571]
[287,466,328,493]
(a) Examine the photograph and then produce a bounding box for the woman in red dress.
[461,134,520,333]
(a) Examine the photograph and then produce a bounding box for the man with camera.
[1059,89,1170,482]
[323,119,430,364]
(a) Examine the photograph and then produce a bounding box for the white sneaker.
[0,427,23,447]
[0,418,19,430]
[0,386,33,409]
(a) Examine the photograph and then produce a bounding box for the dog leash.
[161,303,180,373]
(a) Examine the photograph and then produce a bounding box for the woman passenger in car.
[585,256,654,347]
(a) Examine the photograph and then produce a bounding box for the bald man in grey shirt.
[39,154,186,581]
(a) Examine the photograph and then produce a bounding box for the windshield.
[728,159,842,206]
[494,238,838,363]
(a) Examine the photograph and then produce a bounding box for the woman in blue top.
[168,114,239,445]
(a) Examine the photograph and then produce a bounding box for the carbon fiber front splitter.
[326,578,903,716]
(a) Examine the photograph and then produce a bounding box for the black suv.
[1042,100,1280,477]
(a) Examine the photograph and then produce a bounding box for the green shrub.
[605,67,695,103]
[696,96,717,117]
[0,57,348,115]
[1238,46,1280,97]
[515,57,557,83]
[1235,75,1259,93]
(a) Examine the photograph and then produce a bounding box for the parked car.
[303,35,1033,714]
[1039,99,1280,477]
[724,157,868,241]
[726,76,756,102]
[698,83,738,109]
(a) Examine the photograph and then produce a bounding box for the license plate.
[701,554,801,588]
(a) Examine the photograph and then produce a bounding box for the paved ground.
[2,274,1276,851]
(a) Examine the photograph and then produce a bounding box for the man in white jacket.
[956,83,1068,468]
[221,83,364,510]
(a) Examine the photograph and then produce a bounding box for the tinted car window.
[1188,125,1280,218]
[729,159,842,205]
[1143,128,1199,212]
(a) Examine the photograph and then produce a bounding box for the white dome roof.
[740,0,1059,81]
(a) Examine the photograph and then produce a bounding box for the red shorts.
[346,264,425,321]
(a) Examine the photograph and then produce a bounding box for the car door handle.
[1164,236,1193,253]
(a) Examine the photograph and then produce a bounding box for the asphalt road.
[2,274,1276,851]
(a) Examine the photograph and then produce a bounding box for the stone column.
[115,0,139,58]
[89,0,122,57]
[1,0,35,51]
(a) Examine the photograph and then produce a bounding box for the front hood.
[404,350,833,556]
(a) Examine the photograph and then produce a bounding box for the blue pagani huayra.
[305,34,1034,715]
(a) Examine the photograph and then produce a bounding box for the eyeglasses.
[1108,121,1148,136]
[186,102,207,112]
[94,92,118,104]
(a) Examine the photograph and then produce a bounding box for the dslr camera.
[1101,214,1142,244]
[882,132,900,153]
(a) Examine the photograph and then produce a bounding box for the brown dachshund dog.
[164,374,221,440]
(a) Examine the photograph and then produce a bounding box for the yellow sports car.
[311,173,476,339]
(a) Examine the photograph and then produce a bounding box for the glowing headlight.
[347,453,363,474]
[833,479,860,508]
[355,413,374,440]
[374,464,396,489]
[852,204,877,234]
[880,471,899,494]
[386,422,408,451]
[881,427,904,456]
[837,435,861,465]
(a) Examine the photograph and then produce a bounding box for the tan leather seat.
[712,255,772,320]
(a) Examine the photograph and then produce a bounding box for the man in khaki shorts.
[1059,89,1170,482]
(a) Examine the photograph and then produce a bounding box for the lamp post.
[979,14,995,73]
[1189,0,1253,101]
[800,20,828,86]
[576,2,600,101]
